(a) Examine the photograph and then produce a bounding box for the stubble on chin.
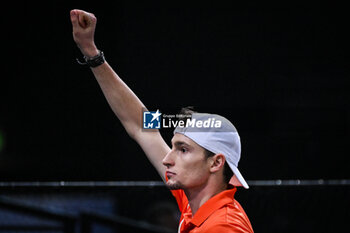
[166,180,183,190]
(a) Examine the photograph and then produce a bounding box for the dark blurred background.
[1,1,348,181]
[0,1,349,232]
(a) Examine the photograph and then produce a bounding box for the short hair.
[179,107,234,184]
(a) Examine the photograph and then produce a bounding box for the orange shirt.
[170,186,254,233]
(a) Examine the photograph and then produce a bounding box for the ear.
[208,154,226,173]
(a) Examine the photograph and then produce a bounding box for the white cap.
[174,113,249,189]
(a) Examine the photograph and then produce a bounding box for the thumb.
[70,10,79,27]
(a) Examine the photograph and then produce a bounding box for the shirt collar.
[190,186,237,227]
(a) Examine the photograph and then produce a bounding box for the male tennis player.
[70,9,253,232]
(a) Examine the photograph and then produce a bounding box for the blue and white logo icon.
[143,110,162,129]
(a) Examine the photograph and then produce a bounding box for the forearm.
[91,61,169,179]
[91,61,145,138]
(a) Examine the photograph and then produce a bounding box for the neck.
[184,178,227,216]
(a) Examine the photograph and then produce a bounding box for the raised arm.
[70,9,170,181]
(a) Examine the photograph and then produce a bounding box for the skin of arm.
[70,9,170,181]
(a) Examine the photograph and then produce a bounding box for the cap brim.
[229,166,249,189]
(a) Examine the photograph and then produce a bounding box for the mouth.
[166,171,176,179]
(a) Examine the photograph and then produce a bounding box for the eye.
[181,147,188,153]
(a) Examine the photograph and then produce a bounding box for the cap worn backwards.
[173,113,249,189]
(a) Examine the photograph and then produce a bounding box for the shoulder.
[226,200,253,226]
[201,201,254,233]
[202,217,254,233]
[203,222,251,233]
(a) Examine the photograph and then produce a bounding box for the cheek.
[180,159,209,183]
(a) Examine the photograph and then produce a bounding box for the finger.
[70,10,79,27]
[78,12,93,29]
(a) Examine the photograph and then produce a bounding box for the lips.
[166,171,176,178]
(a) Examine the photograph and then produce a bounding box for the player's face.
[163,133,211,190]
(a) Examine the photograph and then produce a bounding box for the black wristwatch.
[76,50,105,67]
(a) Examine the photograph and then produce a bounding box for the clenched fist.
[70,9,99,57]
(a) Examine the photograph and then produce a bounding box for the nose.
[162,150,175,168]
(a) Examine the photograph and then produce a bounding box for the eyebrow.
[172,141,191,148]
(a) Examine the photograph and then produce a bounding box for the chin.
[166,180,183,190]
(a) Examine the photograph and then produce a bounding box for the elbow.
[124,124,141,142]
[126,128,138,141]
